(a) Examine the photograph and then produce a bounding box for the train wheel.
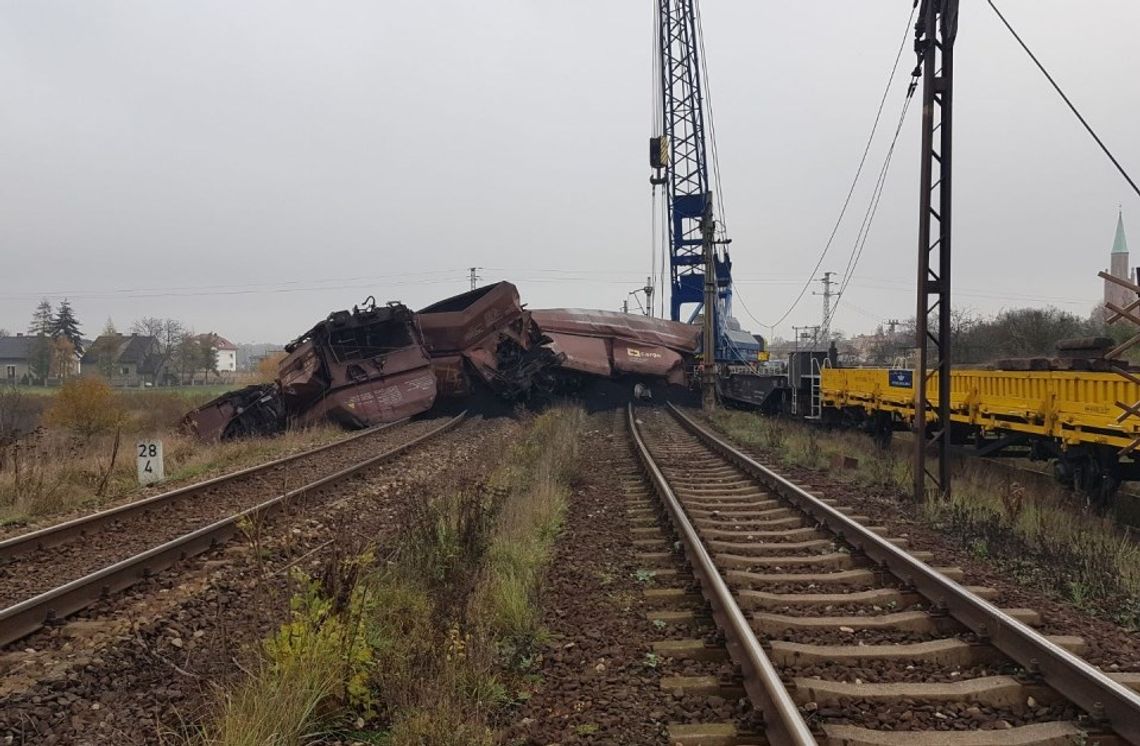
[1073,454,1119,514]
[1096,474,1121,513]
[1052,459,1075,488]
[869,413,892,450]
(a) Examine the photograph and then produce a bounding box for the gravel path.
[501,412,759,745]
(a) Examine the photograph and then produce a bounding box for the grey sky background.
[1,1,1137,344]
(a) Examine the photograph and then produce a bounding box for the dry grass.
[925,464,1140,619]
[206,656,337,746]
[201,405,587,745]
[709,409,1140,624]
[0,384,345,527]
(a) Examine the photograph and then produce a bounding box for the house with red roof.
[207,334,238,373]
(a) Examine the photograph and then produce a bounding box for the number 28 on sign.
[137,440,165,486]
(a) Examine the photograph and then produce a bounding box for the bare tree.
[130,317,185,384]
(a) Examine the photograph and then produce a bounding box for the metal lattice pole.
[913,0,958,502]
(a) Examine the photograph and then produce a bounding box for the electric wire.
[764,3,918,330]
[730,287,772,332]
[823,89,917,331]
[986,0,1140,200]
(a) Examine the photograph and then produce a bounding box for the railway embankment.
[0,414,521,745]
[203,406,586,745]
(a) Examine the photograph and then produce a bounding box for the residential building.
[0,335,83,384]
[0,336,33,384]
[210,335,238,372]
[81,334,163,386]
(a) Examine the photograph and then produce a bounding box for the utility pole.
[813,271,836,343]
[913,0,958,502]
[468,267,482,291]
[629,277,656,316]
[701,205,718,410]
[622,299,630,314]
[792,325,820,351]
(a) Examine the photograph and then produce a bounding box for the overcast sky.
[2,1,1138,344]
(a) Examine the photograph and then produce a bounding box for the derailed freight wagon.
[416,282,562,402]
[182,299,436,440]
[183,282,703,441]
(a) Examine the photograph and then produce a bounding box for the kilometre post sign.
[137,440,165,485]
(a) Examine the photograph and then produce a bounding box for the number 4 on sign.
[137,440,165,486]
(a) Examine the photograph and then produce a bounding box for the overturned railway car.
[417,282,562,402]
[183,299,436,440]
[183,282,703,441]
[532,308,700,386]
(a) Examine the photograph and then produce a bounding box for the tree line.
[9,300,224,386]
[855,305,1135,365]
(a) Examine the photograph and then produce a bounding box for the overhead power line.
[764,3,917,329]
[986,0,1140,200]
[823,87,918,331]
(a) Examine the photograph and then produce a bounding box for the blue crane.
[650,0,760,372]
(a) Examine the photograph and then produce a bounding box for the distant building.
[0,336,34,384]
[1104,209,1131,312]
[211,335,238,372]
[0,334,83,384]
[81,334,163,387]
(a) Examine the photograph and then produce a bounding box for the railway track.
[0,413,464,647]
[628,403,1140,745]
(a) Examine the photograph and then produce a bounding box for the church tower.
[1104,209,1131,311]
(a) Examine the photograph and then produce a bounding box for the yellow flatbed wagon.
[819,367,1140,504]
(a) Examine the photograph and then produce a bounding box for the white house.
[211,335,238,372]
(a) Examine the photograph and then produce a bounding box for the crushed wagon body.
[180,383,285,442]
[278,301,437,429]
[183,300,436,441]
[417,282,562,401]
[182,283,701,441]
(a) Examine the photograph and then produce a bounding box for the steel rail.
[626,405,817,746]
[0,412,465,647]
[666,402,1140,745]
[0,418,410,562]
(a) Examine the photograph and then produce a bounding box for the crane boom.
[651,0,785,412]
[652,0,732,328]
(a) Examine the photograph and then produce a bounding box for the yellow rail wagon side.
[819,367,1140,505]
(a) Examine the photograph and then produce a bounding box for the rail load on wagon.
[815,340,1140,507]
